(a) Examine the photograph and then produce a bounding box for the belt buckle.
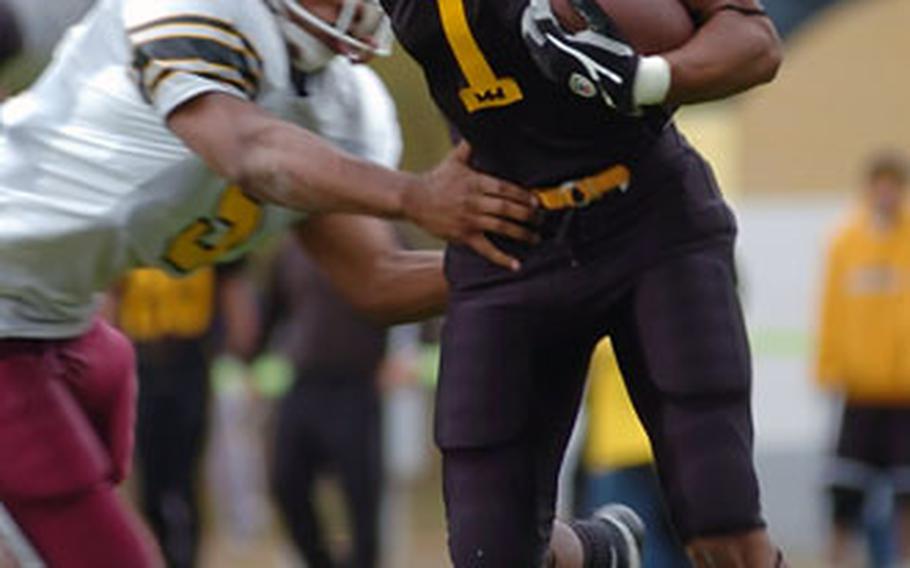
[559,181,591,208]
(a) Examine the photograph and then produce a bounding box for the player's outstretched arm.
[294,214,446,324]
[168,93,538,271]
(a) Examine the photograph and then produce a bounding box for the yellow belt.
[533,164,631,210]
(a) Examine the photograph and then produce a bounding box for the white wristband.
[633,55,672,107]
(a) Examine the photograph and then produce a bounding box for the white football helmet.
[268,0,393,71]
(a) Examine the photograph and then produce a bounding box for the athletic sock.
[568,519,617,568]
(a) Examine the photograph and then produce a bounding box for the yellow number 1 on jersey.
[437,0,524,113]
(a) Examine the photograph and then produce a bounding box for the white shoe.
[592,504,645,568]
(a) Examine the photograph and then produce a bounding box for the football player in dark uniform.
[377,0,784,565]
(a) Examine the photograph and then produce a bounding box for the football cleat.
[593,504,645,568]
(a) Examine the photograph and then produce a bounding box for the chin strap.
[277,15,338,72]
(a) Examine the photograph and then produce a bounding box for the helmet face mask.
[272,0,392,71]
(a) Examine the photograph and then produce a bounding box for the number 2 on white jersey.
[164,185,262,273]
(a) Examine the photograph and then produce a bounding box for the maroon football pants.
[0,319,159,567]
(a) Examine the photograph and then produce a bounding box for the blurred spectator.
[262,237,416,568]
[580,338,689,568]
[816,151,910,567]
[0,0,21,67]
[205,354,274,546]
[109,262,258,568]
[0,0,92,97]
[2,0,92,56]
[0,0,22,99]
[381,321,437,568]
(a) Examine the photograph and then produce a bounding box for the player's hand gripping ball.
[522,0,639,114]
[521,0,693,114]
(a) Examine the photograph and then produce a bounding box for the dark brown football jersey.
[381,0,673,187]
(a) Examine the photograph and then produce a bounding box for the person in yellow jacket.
[582,338,689,567]
[108,262,258,568]
[816,152,910,567]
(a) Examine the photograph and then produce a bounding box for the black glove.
[521,0,641,115]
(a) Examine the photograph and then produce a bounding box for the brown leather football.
[592,0,695,54]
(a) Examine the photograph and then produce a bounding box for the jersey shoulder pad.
[122,0,268,116]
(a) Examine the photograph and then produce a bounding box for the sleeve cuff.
[154,73,248,120]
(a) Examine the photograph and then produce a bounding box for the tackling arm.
[294,214,447,325]
[169,94,413,219]
[168,94,538,271]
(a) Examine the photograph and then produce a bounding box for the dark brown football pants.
[436,138,764,566]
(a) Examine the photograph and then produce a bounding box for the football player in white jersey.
[0,0,539,565]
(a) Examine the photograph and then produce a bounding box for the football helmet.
[268,0,393,71]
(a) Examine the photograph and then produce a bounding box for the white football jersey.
[0,0,402,338]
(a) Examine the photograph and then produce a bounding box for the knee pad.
[652,391,763,540]
[625,248,762,539]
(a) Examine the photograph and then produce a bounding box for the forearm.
[297,214,446,326]
[170,94,419,219]
[662,12,782,105]
[235,117,419,218]
[360,250,447,325]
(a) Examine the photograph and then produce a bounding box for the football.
[594,0,695,54]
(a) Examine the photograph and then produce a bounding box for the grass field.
[188,462,828,568]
